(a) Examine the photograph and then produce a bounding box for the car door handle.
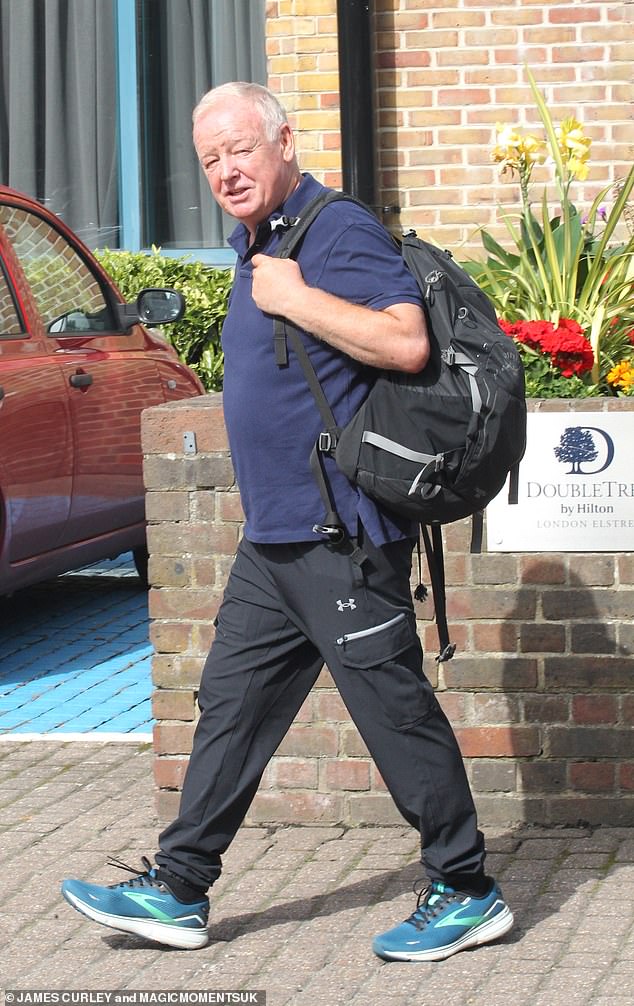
[69,371,93,388]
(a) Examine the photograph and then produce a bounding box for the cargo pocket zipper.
[336,612,406,647]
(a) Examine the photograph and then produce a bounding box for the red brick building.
[267,1,633,249]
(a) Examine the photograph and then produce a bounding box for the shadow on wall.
[441,555,634,829]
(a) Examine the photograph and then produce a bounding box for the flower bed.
[498,317,634,399]
[465,67,634,399]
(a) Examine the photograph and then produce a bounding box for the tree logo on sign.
[553,426,615,474]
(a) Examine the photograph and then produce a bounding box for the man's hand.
[250,252,429,373]
[251,254,306,317]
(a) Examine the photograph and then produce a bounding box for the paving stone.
[0,736,633,1004]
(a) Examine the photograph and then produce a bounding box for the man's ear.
[280,123,295,163]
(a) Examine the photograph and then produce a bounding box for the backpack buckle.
[313,523,345,544]
[270,214,300,231]
[425,269,443,286]
[436,642,456,663]
[318,431,337,452]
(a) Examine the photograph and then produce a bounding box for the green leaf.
[481,229,519,267]
[526,65,566,184]
[519,209,544,252]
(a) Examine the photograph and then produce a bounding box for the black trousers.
[156,533,485,893]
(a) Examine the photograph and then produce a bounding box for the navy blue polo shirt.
[222,173,423,545]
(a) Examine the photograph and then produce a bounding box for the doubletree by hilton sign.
[487,411,634,552]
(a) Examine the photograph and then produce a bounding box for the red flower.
[607,317,634,346]
[498,316,594,377]
[540,329,594,376]
[556,318,585,338]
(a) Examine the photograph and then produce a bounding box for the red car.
[0,186,204,594]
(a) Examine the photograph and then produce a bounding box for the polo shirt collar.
[227,173,323,257]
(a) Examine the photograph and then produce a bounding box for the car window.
[0,205,118,335]
[0,260,24,337]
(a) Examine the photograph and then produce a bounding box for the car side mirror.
[116,287,186,330]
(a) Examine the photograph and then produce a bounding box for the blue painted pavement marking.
[0,554,154,737]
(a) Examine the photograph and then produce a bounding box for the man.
[61,82,513,962]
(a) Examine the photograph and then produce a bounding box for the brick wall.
[266,0,634,248]
[142,398,634,828]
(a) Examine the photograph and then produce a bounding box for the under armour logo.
[336,598,357,611]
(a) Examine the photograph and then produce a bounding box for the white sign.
[487,411,634,552]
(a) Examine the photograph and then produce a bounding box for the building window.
[0,0,265,257]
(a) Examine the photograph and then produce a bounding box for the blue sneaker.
[61,857,209,950]
[373,879,513,962]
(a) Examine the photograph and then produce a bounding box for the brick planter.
[142,395,634,827]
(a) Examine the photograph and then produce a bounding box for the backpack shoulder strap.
[274,189,348,260]
[273,189,370,365]
[270,189,370,550]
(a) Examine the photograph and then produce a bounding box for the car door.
[0,199,166,545]
[0,228,73,569]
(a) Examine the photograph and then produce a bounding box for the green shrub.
[95,246,231,391]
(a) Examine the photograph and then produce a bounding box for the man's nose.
[219,154,239,181]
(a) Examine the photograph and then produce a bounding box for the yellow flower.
[520,132,546,165]
[555,118,591,180]
[567,158,589,181]
[491,124,522,169]
[607,360,634,392]
[491,124,546,178]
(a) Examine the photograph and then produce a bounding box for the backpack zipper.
[336,611,406,647]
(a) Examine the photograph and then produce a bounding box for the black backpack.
[274,190,526,661]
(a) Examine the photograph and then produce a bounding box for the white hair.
[193,82,289,141]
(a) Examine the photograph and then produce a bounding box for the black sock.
[156,867,207,904]
[449,873,492,898]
